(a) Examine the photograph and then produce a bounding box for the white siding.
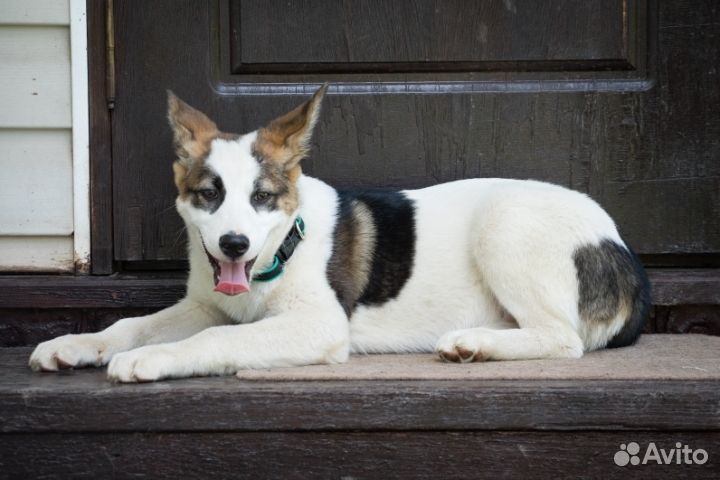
[0,26,71,128]
[0,0,80,272]
[0,236,73,273]
[70,0,90,272]
[0,1,70,25]
[0,130,73,235]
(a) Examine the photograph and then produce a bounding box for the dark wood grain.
[0,269,718,347]
[0,308,153,347]
[0,274,185,309]
[1,431,717,479]
[217,0,649,89]
[1,304,718,348]
[111,0,213,262]
[88,0,114,274]
[1,348,718,433]
[232,0,630,71]
[0,269,716,309]
[649,305,720,336]
[649,269,720,305]
[107,0,719,263]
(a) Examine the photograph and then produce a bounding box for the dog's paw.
[29,334,114,372]
[435,329,488,364]
[107,346,179,383]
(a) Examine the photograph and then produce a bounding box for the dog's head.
[167,85,327,295]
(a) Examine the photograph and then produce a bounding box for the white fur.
[30,134,630,382]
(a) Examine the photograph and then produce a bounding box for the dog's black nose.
[219,233,250,260]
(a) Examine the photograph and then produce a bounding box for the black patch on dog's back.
[573,239,651,348]
[327,189,416,316]
[325,193,366,315]
[356,190,416,306]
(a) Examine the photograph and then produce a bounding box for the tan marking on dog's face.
[172,162,188,194]
[253,83,327,171]
[169,86,326,218]
[168,92,239,199]
[259,163,303,215]
[250,84,327,214]
[251,161,299,215]
[183,161,217,194]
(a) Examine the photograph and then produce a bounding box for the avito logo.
[614,442,709,466]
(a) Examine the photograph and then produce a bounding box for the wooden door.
[106,0,719,269]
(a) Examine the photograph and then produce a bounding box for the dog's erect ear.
[255,83,328,171]
[167,91,219,165]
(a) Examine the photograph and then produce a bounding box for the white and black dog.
[30,85,650,382]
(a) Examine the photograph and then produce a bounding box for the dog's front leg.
[107,309,349,382]
[29,298,228,372]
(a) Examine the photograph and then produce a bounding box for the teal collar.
[252,216,306,283]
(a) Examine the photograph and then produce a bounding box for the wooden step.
[0,268,719,347]
[1,335,719,478]
[1,269,718,309]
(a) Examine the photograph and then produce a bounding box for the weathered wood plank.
[0,304,718,347]
[649,269,720,305]
[234,0,628,68]
[88,0,115,274]
[1,347,718,433]
[651,305,720,336]
[109,0,720,261]
[603,178,720,254]
[1,431,718,479]
[0,129,73,236]
[3,305,719,348]
[0,268,717,346]
[0,274,186,308]
[0,308,151,348]
[0,269,716,309]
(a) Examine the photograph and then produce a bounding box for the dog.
[29,84,650,382]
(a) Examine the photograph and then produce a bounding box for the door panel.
[232,0,628,71]
[111,0,719,263]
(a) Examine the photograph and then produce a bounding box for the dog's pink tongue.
[214,261,250,295]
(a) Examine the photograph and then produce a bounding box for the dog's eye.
[199,189,218,201]
[252,191,271,203]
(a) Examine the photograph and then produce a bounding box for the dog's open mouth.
[203,243,255,296]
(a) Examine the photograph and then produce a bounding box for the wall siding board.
[0,1,70,26]
[0,129,73,236]
[0,9,77,272]
[0,236,73,272]
[0,26,71,128]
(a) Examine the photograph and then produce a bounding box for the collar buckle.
[294,216,305,240]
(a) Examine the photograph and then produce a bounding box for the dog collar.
[252,216,306,283]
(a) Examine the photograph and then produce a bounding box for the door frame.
[71,0,91,273]
[87,0,114,274]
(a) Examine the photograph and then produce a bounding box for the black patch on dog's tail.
[573,239,651,348]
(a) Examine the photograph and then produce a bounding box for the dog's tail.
[574,239,651,349]
[606,242,651,348]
